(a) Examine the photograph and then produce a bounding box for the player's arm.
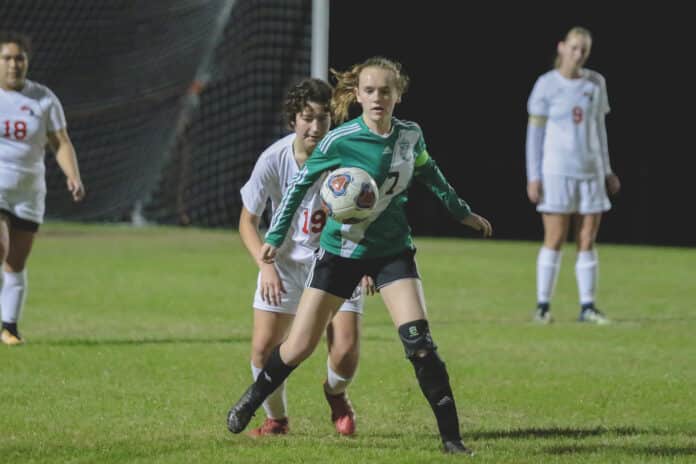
[239,207,285,305]
[525,114,546,203]
[47,129,85,202]
[263,147,338,249]
[597,112,621,195]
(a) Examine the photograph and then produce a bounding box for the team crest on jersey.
[396,140,412,162]
[19,105,36,117]
[327,172,351,196]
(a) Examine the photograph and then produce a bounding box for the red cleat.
[246,417,289,437]
[323,382,356,436]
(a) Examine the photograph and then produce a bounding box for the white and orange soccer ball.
[320,167,379,224]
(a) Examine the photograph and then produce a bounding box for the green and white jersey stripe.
[265,116,472,258]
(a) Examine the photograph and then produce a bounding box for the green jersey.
[265,116,472,258]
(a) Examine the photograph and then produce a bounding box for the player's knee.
[398,319,438,359]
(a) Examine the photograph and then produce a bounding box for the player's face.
[0,43,28,91]
[558,34,592,70]
[355,66,401,129]
[294,101,331,154]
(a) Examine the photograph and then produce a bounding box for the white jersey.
[527,69,610,178]
[0,79,66,193]
[240,133,327,264]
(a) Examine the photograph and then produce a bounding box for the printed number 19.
[302,209,327,234]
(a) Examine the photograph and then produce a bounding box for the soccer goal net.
[0,0,314,226]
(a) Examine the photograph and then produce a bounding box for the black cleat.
[442,440,475,456]
[226,384,263,433]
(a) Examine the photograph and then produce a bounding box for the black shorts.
[0,209,40,232]
[307,247,421,299]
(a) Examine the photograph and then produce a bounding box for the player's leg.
[1,217,36,346]
[246,258,303,436]
[227,249,362,434]
[324,301,361,435]
[376,249,473,455]
[535,213,571,322]
[574,213,609,324]
[248,309,293,436]
[227,288,343,433]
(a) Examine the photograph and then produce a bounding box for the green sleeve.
[413,150,472,220]
[264,146,340,247]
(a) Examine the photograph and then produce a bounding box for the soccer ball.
[320,167,379,224]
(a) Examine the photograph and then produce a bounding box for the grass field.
[2,222,695,463]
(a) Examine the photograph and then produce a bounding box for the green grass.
[2,222,695,463]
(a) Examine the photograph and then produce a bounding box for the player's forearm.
[239,216,265,267]
[415,155,471,220]
[526,117,546,182]
[597,114,613,175]
[55,142,82,183]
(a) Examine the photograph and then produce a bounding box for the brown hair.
[0,30,32,57]
[283,77,333,128]
[330,56,409,124]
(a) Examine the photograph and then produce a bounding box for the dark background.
[329,2,694,247]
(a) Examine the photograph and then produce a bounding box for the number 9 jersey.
[266,117,473,259]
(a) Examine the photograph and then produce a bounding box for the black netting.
[0,0,312,225]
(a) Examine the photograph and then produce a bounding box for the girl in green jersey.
[228,57,492,455]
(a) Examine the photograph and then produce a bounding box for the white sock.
[575,249,598,305]
[251,361,287,419]
[325,358,352,395]
[1,270,27,324]
[537,247,561,304]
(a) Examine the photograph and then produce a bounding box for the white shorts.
[0,187,45,223]
[253,254,363,314]
[537,174,611,214]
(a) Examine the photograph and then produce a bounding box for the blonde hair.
[554,26,592,69]
[330,56,410,124]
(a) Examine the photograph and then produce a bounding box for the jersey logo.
[397,140,412,162]
[382,146,393,155]
[19,105,36,117]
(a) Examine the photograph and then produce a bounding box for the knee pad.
[398,319,438,359]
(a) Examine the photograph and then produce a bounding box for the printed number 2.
[302,209,327,234]
[3,120,27,140]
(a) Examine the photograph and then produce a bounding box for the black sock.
[581,302,594,311]
[254,345,297,398]
[537,302,550,312]
[2,322,18,335]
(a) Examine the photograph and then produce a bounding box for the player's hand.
[361,275,376,296]
[461,212,493,238]
[259,243,277,264]
[260,263,285,306]
[67,177,85,202]
[606,173,621,195]
[527,180,542,204]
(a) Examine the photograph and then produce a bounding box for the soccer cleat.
[533,306,553,324]
[247,417,289,437]
[227,384,264,433]
[323,382,356,436]
[1,328,23,346]
[533,303,553,324]
[578,306,610,325]
[442,440,475,455]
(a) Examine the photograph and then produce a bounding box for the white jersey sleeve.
[240,133,328,263]
[527,69,610,179]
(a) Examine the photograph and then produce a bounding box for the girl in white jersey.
[238,78,370,437]
[526,27,621,325]
[0,32,85,345]
[228,57,492,455]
